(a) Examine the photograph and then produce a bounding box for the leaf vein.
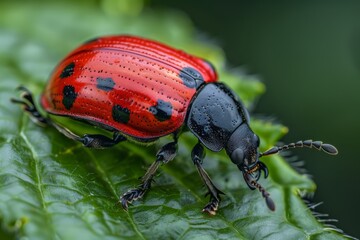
[83,148,147,240]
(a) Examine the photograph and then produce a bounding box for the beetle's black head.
[226,123,274,210]
[226,123,269,181]
[226,123,339,212]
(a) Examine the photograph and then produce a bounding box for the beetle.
[12,35,338,214]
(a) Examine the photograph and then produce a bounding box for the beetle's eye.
[231,148,244,166]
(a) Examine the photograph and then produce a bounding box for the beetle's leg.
[192,142,224,215]
[79,132,126,148]
[120,141,178,210]
[51,121,126,148]
[11,86,49,126]
[12,87,127,148]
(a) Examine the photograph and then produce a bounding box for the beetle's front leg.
[192,142,224,215]
[120,141,177,210]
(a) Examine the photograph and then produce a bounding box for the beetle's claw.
[202,199,219,215]
[120,187,146,210]
[120,198,129,211]
[12,86,49,126]
[202,195,220,215]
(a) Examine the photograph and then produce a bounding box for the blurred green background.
[152,0,360,237]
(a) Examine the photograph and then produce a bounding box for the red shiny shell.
[41,35,217,139]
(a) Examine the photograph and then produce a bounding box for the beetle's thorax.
[187,82,250,152]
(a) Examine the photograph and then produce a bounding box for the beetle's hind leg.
[11,86,49,126]
[192,142,224,215]
[12,87,126,148]
[120,141,178,210]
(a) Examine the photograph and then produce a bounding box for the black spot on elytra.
[179,67,204,89]
[149,100,173,122]
[96,77,115,91]
[62,85,77,110]
[112,105,130,124]
[60,62,75,78]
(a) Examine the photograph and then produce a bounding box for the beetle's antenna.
[259,140,338,158]
[251,180,275,211]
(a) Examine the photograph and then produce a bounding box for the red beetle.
[12,35,338,214]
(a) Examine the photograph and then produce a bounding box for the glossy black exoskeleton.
[186,82,338,213]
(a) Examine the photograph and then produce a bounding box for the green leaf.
[0,1,349,239]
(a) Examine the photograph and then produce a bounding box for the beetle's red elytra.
[41,36,217,139]
[12,35,338,215]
